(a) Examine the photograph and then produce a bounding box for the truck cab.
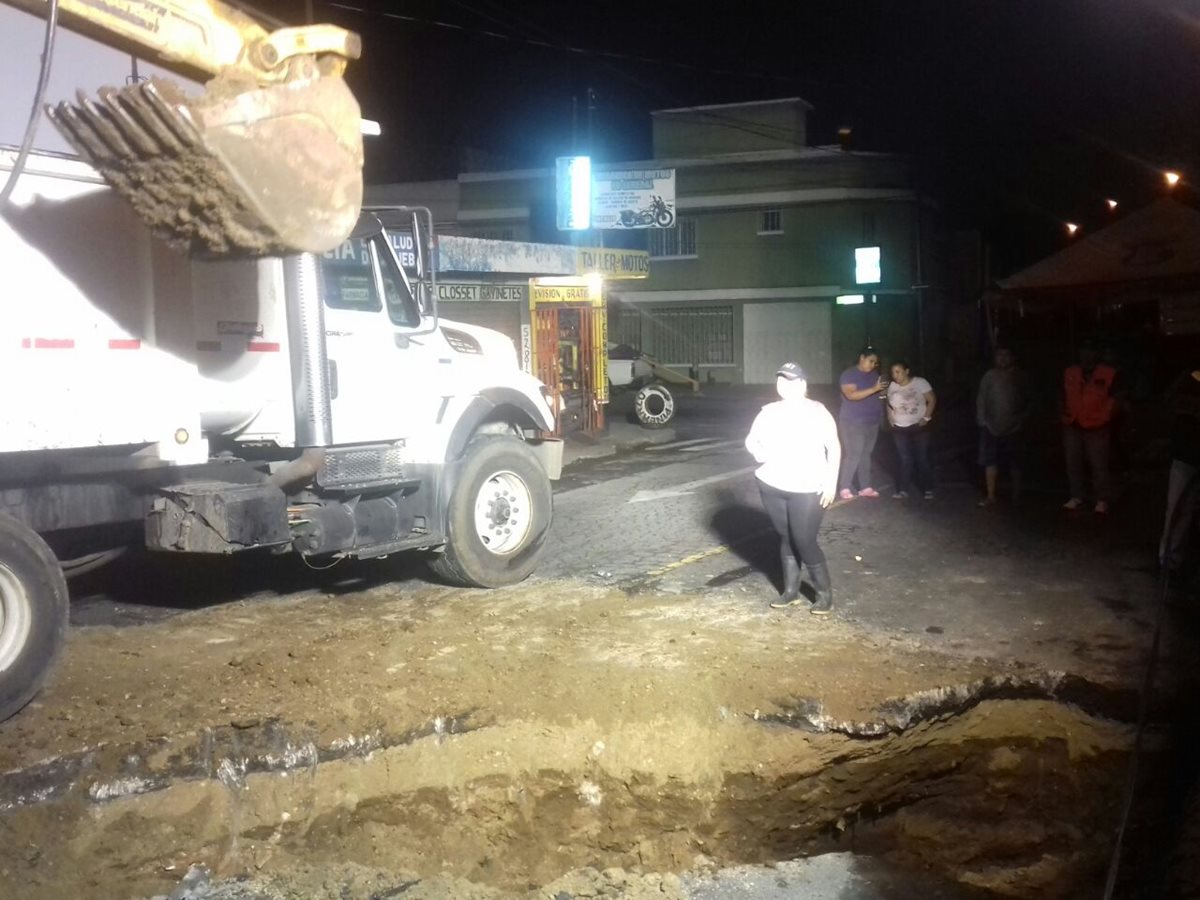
[0,151,562,721]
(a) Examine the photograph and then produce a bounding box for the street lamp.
[1165,171,1182,188]
[1105,199,1118,211]
[1066,222,1080,236]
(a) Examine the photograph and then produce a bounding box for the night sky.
[255,0,1200,272]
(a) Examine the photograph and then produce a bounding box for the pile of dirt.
[0,583,1140,900]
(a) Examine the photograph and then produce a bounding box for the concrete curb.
[563,424,677,468]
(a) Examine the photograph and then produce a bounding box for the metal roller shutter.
[437,302,522,347]
[743,301,832,384]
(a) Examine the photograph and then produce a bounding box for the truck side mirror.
[409,208,436,317]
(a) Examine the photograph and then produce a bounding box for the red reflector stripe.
[33,338,75,349]
[108,339,141,350]
[247,341,280,352]
[196,340,222,352]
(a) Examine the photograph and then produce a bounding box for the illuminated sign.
[836,294,865,305]
[855,246,881,285]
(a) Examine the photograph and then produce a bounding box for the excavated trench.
[1,681,1138,900]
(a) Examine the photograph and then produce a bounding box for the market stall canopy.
[999,199,1200,295]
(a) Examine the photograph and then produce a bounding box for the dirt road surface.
[1,393,1194,899]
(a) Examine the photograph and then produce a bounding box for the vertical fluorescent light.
[571,156,591,229]
[556,156,592,230]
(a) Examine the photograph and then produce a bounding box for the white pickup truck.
[0,149,562,721]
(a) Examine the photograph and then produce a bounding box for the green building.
[369,97,977,386]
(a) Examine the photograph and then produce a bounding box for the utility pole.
[586,88,599,247]
[571,96,578,153]
[586,87,596,152]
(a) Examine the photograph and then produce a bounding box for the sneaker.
[858,487,881,498]
[769,597,806,609]
[1094,501,1109,514]
[923,491,935,501]
[892,490,909,500]
[838,489,855,501]
[1063,498,1083,511]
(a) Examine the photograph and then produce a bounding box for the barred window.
[758,208,783,234]
[649,217,697,258]
[643,306,734,365]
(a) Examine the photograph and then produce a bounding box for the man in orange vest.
[1062,343,1117,513]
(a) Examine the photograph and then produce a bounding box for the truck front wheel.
[430,436,553,588]
[0,515,68,722]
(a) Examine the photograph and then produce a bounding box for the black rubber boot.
[808,562,833,616]
[769,551,803,608]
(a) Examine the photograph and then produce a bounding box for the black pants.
[759,483,826,567]
[892,425,934,493]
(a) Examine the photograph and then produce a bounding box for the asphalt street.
[69,388,1166,692]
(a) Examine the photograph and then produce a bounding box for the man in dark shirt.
[1160,368,1200,581]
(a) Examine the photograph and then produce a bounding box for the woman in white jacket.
[745,363,841,615]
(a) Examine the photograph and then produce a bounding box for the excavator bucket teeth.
[45,74,363,257]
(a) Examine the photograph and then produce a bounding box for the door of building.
[742,301,833,384]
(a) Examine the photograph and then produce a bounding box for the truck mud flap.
[529,438,564,481]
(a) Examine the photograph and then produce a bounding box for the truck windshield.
[318,238,382,312]
[318,236,420,328]
[374,237,421,328]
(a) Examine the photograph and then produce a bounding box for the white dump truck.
[0,148,562,721]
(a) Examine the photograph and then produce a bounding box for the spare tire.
[0,515,68,722]
[634,382,676,428]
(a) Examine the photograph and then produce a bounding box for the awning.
[996,199,1200,301]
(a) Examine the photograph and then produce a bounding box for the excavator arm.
[4,0,366,256]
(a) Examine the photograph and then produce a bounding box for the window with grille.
[609,305,644,350]
[649,217,697,258]
[758,208,783,234]
[643,306,734,365]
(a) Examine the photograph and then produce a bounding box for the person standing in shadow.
[745,363,841,615]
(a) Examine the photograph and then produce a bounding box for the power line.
[324,1,831,87]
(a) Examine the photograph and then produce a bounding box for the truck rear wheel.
[430,436,553,588]
[0,515,68,722]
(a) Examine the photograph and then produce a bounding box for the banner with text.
[592,168,676,230]
[576,247,650,279]
[529,281,602,305]
[436,282,526,302]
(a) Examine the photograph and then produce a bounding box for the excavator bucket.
[45,73,363,257]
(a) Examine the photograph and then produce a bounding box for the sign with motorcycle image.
[592,168,676,229]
